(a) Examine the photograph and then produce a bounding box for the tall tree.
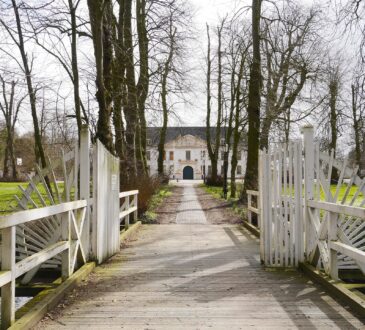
[0,76,25,180]
[259,4,320,149]
[241,0,262,202]
[206,21,224,184]
[157,23,177,175]
[87,0,114,152]
[0,0,48,170]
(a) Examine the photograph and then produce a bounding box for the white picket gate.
[260,139,304,267]
[92,140,121,264]
[260,126,365,281]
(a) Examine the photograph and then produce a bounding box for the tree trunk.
[11,0,47,170]
[241,0,262,203]
[329,77,339,183]
[206,24,217,183]
[87,0,114,152]
[68,0,82,140]
[260,117,272,150]
[136,0,149,174]
[113,0,126,165]
[352,84,362,165]
[123,0,138,178]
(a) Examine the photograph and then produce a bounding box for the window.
[237,165,242,175]
[169,165,174,173]
[169,151,174,161]
[186,150,191,161]
[163,151,166,161]
[201,150,206,159]
[208,165,212,175]
[146,151,151,161]
[237,150,241,160]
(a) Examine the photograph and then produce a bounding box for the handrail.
[247,190,260,228]
[0,200,87,229]
[119,190,139,198]
[119,190,139,229]
[307,200,365,218]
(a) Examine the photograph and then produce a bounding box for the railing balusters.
[61,210,71,280]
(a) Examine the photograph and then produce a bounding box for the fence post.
[328,211,338,280]
[126,196,130,229]
[1,226,15,329]
[134,193,138,223]
[61,211,71,280]
[302,125,314,262]
[247,193,252,224]
[259,151,264,262]
[80,125,90,260]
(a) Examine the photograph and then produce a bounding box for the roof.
[147,127,224,144]
[146,127,246,147]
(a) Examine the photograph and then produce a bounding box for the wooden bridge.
[26,183,363,329]
[1,126,365,329]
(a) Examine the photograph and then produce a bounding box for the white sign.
[111,174,118,191]
[16,158,22,166]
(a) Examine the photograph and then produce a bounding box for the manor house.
[146,127,247,180]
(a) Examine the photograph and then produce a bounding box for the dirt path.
[195,186,242,225]
[154,183,242,225]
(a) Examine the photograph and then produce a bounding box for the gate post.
[259,150,265,263]
[80,125,90,260]
[302,125,315,262]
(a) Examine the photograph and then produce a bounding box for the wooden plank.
[247,206,260,215]
[330,241,365,265]
[0,200,87,229]
[15,241,69,278]
[120,206,138,221]
[0,271,11,287]
[119,190,139,199]
[307,200,365,218]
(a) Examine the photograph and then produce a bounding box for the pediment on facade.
[165,134,206,148]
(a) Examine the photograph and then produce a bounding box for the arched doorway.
[183,166,194,180]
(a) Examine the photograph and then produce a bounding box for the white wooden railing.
[247,190,260,228]
[0,200,87,328]
[119,190,138,229]
[307,200,365,280]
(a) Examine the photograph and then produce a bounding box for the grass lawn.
[143,185,173,222]
[0,182,66,215]
[202,183,364,206]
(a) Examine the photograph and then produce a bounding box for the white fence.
[0,126,140,328]
[0,200,87,328]
[247,190,260,228]
[119,190,138,229]
[260,126,365,281]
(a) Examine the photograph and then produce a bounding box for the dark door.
[183,166,194,180]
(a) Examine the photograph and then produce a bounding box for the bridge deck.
[35,185,364,329]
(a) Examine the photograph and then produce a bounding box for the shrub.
[122,174,168,214]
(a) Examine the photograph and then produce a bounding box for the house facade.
[146,127,246,180]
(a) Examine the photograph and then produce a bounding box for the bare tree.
[206,20,225,184]
[0,75,26,180]
[0,0,48,169]
[350,75,365,166]
[259,3,321,149]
